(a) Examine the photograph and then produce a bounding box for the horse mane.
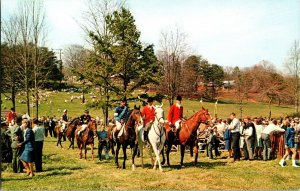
[69,117,80,124]
[124,109,133,123]
[187,111,200,120]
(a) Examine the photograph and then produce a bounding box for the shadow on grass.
[1,176,34,182]
[40,171,72,177]
[163,161,227,170]
[46,165,83,171]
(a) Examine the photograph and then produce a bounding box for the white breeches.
[116,121,122,131]
[175,120,181,130]
[144,122,153,131]
[81,124,88,132]
[62,123,66,132]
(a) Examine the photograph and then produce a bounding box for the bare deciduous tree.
[284,40,300,114]
[158,27,188,105]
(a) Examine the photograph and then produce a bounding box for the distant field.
[2,137,300,190]
[1,91,295,120]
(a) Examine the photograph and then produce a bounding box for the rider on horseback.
[168,95,183,141]
[78,109,92,136]
[60,109,68,132]
[113,98,129,141]
[141,97,155,142]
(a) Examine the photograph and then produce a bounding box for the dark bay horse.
[109,106,143,169]
[66,118,81,149]
[75,120,97,160]
[164,107,211,167]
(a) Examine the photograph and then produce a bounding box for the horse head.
[194,107,211,123]
[154,104,164,125]
[130,106,143,127]
[88,119,97,132]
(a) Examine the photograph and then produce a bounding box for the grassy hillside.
[1,91,295,120]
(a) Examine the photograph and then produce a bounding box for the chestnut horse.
[164,107,211,167]
[75,120,97,160]
[66,118,81,149]
[109,106,143,169]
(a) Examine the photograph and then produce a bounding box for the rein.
[181,111,209,141]
[152,116,165,141]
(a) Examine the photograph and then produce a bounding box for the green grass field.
[0,91,296,120]
[1,91,299,190]
[2,136,300,190]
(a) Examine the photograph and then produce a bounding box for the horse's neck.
[184,116,200,132]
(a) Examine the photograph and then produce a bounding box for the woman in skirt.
[18,119,35,177]
[279,120,299,167]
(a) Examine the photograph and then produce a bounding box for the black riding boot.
[144,131,148,142]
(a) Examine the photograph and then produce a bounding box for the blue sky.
[2,0,300,70]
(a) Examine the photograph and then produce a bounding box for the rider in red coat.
[168,96,183,140]
[141,97,155,141]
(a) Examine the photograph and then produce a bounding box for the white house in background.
[223,80,235,89]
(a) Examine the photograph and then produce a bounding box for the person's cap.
[85,109,89,113]
[147,97,154,103]
[176,95,182,101]
[63,109,67,113]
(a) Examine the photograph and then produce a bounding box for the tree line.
[1,0,299,124]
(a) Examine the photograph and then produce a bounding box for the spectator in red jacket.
[7,108,17,127]
[168,95,183,140]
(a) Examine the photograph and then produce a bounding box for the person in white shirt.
[254,118,264,159]
[228,113,241,162]
[242,116,255,160]
[261,119,285,161]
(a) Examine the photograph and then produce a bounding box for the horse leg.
[180,144,186,167]
[91,143,94,161]
[79,143,83,159]
[122,144,127,169]
[132,143,138,170]
[149,144,154,167]
[194,143,199,166]
[111,140,115,156]
[56,135,59,147]
[115,143,120,168]
[84,144,87,159]
[138,136,144,168]
[190,146,193,157]
[152,145,160,171]
[166,142,172,167]
[161,145,166,165]
[59,134,64,148]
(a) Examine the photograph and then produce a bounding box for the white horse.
[148,104,166,172]
[135,104,166,171]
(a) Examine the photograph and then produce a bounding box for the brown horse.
[164,107,211,167]
[75,120,97,159]
[108,106,143,169]
[66,118,81,149]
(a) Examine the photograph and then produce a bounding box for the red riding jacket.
[168,103,183,124]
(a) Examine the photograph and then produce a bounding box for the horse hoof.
[132,164,136,171]
[153,167,157,170]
